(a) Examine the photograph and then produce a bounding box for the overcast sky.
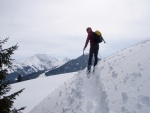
[0,0,150,61]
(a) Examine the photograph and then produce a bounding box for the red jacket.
[84,31,94,49]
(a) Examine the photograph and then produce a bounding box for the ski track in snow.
[29,39,150,113]
[81,70,109,113]
[30,70,109,113]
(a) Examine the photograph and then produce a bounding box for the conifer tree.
[17,73,22,82]
[0,38,25,113]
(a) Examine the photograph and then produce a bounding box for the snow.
[9,72,76,113]
[62,57,70,64]
[29,69,109,113]
[9,54,63,74]
[10,39,150,113]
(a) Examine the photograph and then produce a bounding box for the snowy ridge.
[10,54,61,73]
[30,39,150,113]
[7,54,67,83]
[99,39,150,113]
[8,54,68,78]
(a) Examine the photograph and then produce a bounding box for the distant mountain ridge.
[45,54,89,76]
[7,54,90,83]
[10,54,60,72]
[7,54,69,83]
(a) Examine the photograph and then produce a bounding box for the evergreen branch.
[0,38,25,113]
[0,88,25,113]
[0,83,11,96]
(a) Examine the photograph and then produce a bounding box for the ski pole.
[83,49,84,55]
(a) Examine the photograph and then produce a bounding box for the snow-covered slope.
[30,39,150,113]
[10,72,76,113]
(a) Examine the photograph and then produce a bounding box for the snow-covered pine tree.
[0,38,25,113]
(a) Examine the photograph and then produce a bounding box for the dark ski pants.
[88,44,99,69]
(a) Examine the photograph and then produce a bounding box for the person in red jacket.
[83,27,99,73]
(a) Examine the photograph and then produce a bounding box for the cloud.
[0,0,150,60]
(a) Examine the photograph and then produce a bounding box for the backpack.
[94,30,104,43]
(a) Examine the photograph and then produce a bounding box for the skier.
[83,27,100,73]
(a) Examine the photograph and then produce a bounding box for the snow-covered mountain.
[9,39,150,113]
[7,54,65,82]
[62,57,70,64]
[12,54,60,71]
[28,39,150,113]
